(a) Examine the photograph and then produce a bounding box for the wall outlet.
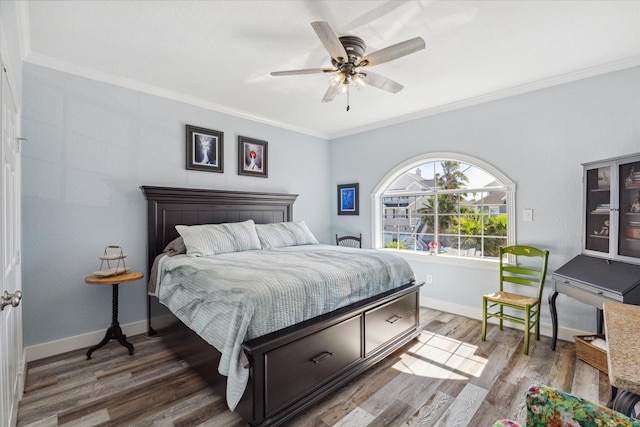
[426,274,433,284]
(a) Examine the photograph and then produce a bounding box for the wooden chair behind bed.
[336,234,362,248]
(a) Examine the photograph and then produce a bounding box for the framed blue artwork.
[337,183,359,215]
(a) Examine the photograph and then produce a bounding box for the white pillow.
[176,220,261,257]
[255,221,319,249]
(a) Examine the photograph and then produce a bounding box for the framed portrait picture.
[186,125,224,173]
[238,136,268,178]
[337,183,359,215]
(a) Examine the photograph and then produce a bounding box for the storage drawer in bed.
[264,315,362,416]
[365,292,417,355]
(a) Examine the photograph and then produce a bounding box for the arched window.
[372,153,515,260]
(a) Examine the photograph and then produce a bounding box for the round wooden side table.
[85,271,143,360]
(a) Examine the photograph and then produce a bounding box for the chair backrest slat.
[502,276,539,287]
[502,265,543,277]
[499,245,549,297]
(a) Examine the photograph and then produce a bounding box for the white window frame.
[371,152,516,263]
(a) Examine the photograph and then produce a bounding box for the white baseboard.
[18,351,26,399]
[25,320,148,362]
[25,299,588,363]
[419,296,589,344]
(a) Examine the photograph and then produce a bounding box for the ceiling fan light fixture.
[340,79,349,93]
[351,73,367,88]
[329,72,344,87]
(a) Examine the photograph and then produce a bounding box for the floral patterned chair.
[492,383,640,427]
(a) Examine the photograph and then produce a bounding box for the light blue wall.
[21,63,331,346]
[22,60,640,347]
[331,66,640,333]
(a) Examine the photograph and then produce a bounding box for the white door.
[0,61,23,427]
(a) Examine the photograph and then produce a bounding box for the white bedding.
[156,244,415,410]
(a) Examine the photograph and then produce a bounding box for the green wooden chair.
[482,245,549,355]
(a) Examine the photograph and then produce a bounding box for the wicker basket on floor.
[574,334,608,374]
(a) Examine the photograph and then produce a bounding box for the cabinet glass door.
[585,165,612,254]
[618,159,640,258]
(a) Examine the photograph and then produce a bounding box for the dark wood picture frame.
[186,125,224,173]
[238,136,268,178]
[338,183,359,215]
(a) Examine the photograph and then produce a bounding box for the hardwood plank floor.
[17,308,609,426]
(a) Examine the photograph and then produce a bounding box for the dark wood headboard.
[140,186,298,273]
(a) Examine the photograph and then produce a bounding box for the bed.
[141,185,423,427]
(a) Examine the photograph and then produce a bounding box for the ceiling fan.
[270,21,426,110]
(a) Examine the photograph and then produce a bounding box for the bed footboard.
[238,281,421,426]
[148,281,421,427]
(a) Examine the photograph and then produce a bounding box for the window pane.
[484,237,508,257]
[388,163,436,192]
[458,165,499,190]
[416,233,433,252]
[440,214,458,234]
[475,190,507,212]
[439,234,459,255]
[458,236,482,257]
[484,213,508,237]
[384,238,409,250]
[457,211,482,236]
[433,161,469,190]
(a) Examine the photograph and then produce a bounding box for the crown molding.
[23,52,330,140]
[23,50,640,142]
[329,56,640,140]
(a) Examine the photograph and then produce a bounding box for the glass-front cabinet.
[583,153,640,263]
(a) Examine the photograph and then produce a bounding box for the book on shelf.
[591,204,611,214]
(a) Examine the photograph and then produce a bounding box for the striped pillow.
[255,221,319,249]
[176,220,261,257]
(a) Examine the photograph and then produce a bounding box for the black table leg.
[86,284,135,359]
[549,291,559,350]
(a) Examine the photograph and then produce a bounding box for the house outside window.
[373,153,515,260]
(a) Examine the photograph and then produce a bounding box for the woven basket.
[574,334,608,374]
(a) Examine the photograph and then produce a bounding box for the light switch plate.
[523,209,533,222]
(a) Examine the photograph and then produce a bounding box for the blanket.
[156,244,415,410]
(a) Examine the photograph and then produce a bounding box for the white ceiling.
[22,0,640,139]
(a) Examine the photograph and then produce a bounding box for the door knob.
[1,290,22,310]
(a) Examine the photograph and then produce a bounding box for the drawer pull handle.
[311,351,333,364]
[597,291,603,295]
[564,281,570,284]
[386,315,402,324]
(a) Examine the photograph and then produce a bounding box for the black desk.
[549,255,640,350]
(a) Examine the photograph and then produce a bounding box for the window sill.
[378,248,499,270]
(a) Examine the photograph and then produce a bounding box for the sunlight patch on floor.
[392,330,488,380]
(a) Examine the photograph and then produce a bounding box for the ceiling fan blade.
[322,84,342,103]
[357,37,425,67]
[271,68,336,76]
[311,21,349,63]
[361,71,404,94]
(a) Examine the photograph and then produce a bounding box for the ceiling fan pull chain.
[346,83,350,112]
